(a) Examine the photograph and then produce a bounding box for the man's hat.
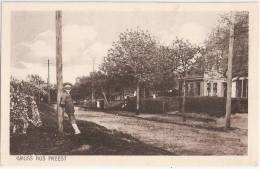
[63,82,73,90]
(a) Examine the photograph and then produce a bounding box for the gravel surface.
[75,107,247,155]
[11,104,172,155]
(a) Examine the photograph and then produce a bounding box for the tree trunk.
[47,59,51,105]
[143,86,146,99]
[136,81,140,114]
[55,10,64,135]
[122,87,125,100]
[101,87,109,105]
[225,12,235,129]
[91,84,95,107]
[181,76,187,122]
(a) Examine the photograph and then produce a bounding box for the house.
[232,76,248,98]
[179,68,248,98]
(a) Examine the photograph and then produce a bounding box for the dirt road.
[75,107,247,155]
[11,104,171,155]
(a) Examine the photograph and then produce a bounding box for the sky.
[11,10,222,84]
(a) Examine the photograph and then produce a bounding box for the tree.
[26,74,45,86]
[73,76,92,100]
[102,28,157,113]
[203,11,248,129]
[204,11,248,77]
[74,71,116,105]
[225,12,235,129]
[172,38,201,121]
[149,45,177,95]
[89,71,110,105]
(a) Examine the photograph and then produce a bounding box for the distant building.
[232,76,248,98]
[179,69,248,98]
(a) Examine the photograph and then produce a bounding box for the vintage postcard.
[1,1,259,166]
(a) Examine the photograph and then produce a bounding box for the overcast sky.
[11,10,221,84]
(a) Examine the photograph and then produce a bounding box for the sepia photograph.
[1,1,259,166]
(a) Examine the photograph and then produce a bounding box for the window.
[197,82,200,96]
[222,82,227,97]
[213,83,217,96]
[207,83,211,96]
[190,83,194,96]
[237,80,242,97]
[242,79,248,98]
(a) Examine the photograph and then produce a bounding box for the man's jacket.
[60,91,75,114]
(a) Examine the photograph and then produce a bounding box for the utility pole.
[181,72,187,122]
[92,57,95,72]
[47,59,51,105]
[91,57,95,107]
[225,12,235,129]
[56,10,64,135]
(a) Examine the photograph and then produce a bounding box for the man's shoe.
[74,130,81,135]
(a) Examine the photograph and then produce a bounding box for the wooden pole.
[91,57,95,107]
[181,73,187,122]
[225,12,235,129]
[136,81,140,114]
[47,59,51,104]
[241,79,244,98]
[56,10,64,134]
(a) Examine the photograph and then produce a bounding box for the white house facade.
[179,69,248,98]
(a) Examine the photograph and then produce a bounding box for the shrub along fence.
[180,96,248,117]
[141,99,167,114]
[123,96,248,116]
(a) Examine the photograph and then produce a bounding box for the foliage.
[101,28,157,85]
[73,71,112,101]
[101,28,159,110]
[26,74,45,86]
[73,76,92,100]
[141,99,167,114]
[204,11,249,77]
[89,71,109,90]
[172,38,202,76]
[179,96,247,116]
[75,13,248,109]
[150,45,177,91]
[10,77,44,136]
[11,77,47,98]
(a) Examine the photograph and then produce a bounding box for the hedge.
[141,99,167,114]
[123,96,248,116]
[10,78,43,136]
[179,97,248,116]
[122,97,167,114]
[177,96,247,117]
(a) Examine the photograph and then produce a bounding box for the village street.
[74,107,248,155]
[8,6,254,164]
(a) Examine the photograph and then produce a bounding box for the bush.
[183,97,225,116]
[141,99,167,114]
[179,96,248,117]
[10,78,43,136]
[231,98,248,113]
[122,97,167,113]
[146,96,248,116]
[116,95,248,116]
[124,96,137,112]
[104,100,124,111]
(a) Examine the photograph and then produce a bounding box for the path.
[74,107,247,155]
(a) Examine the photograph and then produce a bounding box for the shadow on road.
[10,103,172,155]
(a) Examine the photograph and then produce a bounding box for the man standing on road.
[60,82,81,135]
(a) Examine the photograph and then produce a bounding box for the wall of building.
[180,76,248,98]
